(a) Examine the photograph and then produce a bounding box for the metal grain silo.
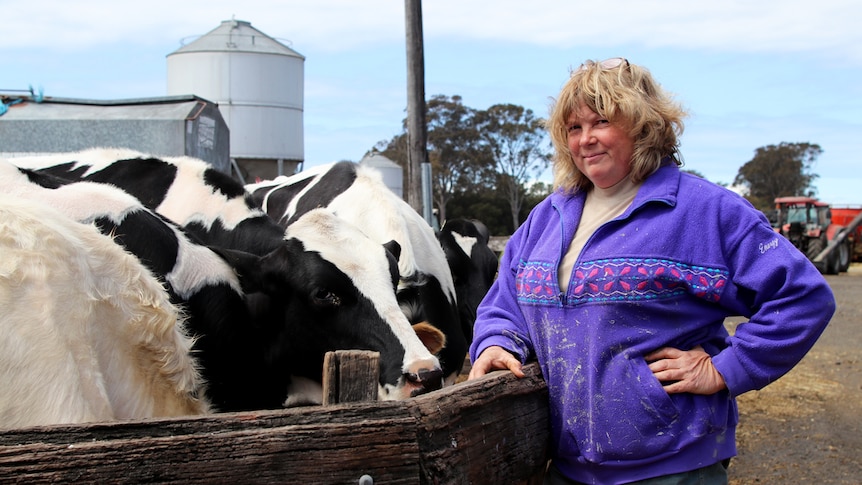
[359,152,403,198]
[166,19,304,182]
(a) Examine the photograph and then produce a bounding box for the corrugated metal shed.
[0,95,230,173]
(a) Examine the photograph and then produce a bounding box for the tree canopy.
[733,142,822,210]
[424,95,492,222]
[375,95,549,234]
[474,104,551,230]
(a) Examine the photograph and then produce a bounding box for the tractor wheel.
[826,250,840,275]
[837,240,851,273]
[806,237,828,273]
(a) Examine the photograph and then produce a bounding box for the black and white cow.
[246,161,467,385]
[436,218,499,338]
[10,147,284,256]
[3,153,445,411]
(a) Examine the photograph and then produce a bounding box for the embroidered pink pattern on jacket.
[515,258,728,305]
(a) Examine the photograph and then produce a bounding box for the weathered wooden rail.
[0,356,548,484]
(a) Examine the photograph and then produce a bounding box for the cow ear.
[383,239,401,261]
[412,321,446,355]
[207,246,266,293]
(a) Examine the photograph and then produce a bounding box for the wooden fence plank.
[0,362,549,484]
[408,362,549,485]
[0,414,419,484]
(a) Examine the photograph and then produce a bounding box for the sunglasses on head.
[577,57,630,72]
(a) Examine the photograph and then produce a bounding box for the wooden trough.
[0,352,549,484]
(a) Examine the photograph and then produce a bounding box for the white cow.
[0,195,208,429]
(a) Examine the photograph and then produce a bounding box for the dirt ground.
[725,264,862,483]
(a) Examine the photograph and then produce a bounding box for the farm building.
[1,19,305,183]
[0,94,231,174]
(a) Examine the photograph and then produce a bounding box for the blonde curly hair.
[546,59,688,194]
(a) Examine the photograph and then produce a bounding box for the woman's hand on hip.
[645,345,727,395]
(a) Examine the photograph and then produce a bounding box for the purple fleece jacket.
[470,162,834,484]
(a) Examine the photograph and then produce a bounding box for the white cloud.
[5,0,862,61]
[424,1,862,60]
[3,0,403,51]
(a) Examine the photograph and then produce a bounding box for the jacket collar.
[551,158,680,214]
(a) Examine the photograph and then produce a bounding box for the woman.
[468,58,834,484]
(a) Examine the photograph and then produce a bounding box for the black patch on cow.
[183,215,287,256]
[202,167,260,212]
[286,161,359,225]
[80,158,178,209]
[181,282,290,411]
[19,167,71,189]
[251,177,313,222]
[91,212,181,295]
[32,157,177,209]
[32,161,90,181]
[248,184,275,201]
[383,239,402,289]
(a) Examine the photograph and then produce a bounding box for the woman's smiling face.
[566,104,635,189]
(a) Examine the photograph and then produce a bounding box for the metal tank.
[166,19,304,182]
[359,152,404,198]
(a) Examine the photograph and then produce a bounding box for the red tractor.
[831,205,862,262]
[773,196,855,274]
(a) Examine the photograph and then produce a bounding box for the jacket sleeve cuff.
[711,347,755,397]
[470,334,527,364]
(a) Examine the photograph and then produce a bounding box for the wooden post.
[404,0,427,213]
[322,350,380,405]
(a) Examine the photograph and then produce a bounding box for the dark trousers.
[543,460,729,485]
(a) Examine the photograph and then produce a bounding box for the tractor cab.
[774,196,846,273]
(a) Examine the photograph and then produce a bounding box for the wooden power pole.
[404,0,428,215]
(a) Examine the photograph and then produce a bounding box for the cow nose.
[406,368,444,397]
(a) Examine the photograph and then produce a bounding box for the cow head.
[214,209,444,408]
[243,161,469,388]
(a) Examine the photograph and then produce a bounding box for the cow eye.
[312,289,341,307]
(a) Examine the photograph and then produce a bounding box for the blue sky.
[4,0,861,203]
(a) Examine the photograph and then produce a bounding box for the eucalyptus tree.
[734,142,822,211]
[474,104,551,232]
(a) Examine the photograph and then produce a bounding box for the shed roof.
[0,95,230,172]
[0,95,217,121]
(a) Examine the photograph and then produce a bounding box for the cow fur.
[3,152,446,411]
[0,195,208,429]
[247,161,466,385]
